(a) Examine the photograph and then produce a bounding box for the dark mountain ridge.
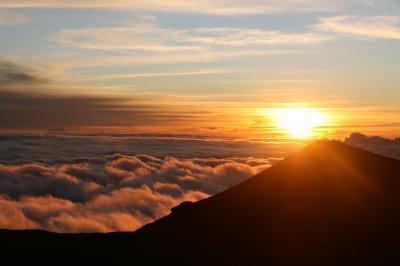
[2,141,400,265]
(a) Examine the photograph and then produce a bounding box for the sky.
[0,0,400,138]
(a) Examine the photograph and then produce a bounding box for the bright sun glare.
[270,107,328,138]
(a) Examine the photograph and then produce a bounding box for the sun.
[269,107,328,138]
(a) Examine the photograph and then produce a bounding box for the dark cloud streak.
[0,90,203,129]
[0,58,209,130]
[0,59,48,85]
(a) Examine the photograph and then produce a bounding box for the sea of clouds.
[0,133,304,233]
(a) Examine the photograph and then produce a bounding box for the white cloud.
[184,28,332,46]
[53,22,331,52]
[314,16,400,39]
[54,24,202,52]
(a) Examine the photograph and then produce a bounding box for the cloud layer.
[0,153,272,233]
[0,134,302,164]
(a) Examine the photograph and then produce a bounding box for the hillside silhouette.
[2,141,400,265]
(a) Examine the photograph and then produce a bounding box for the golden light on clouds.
[268,107,329,138]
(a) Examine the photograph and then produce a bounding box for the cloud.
[182,28,332,46]
[0,0,359,15]
[0,153,274,232]
[53,22,331,52]
[0,58,215,131]
[77,69,225,81]
[0,10,27,25]
[0,187,207,233]
[0,134,302,164]
[314,16,400,39]
[0,196,40,230]
[0,163,91,202]
[57,50,302,70]
[0,90,205,129]
[112,155,271,194]
[0,153,272,200]
[344,133,400,159]
[54,25,201,52]
[0,58,49,85]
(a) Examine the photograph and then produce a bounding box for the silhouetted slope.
[2,141,400,265]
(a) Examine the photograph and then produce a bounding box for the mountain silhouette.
[2,141,400,265]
